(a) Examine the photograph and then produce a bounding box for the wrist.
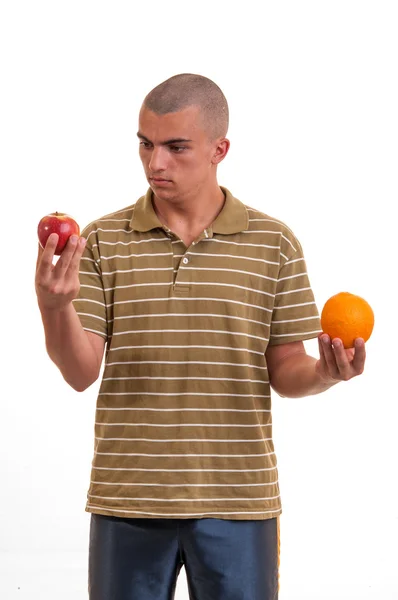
[38,300,73,317]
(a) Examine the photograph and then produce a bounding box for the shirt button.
[182,257,189,264]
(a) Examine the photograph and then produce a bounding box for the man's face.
[137,105,222,202]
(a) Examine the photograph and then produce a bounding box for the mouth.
[150,177,172,186]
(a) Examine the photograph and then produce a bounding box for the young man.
[35,73,366,600]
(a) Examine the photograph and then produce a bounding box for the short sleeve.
[269,237,322,346]
[72,224,108,340]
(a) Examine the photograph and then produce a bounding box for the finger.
[351,338,366,374]
[331,338,352,379]
[53,235,80,276]
[66,236,87,275]
[320,334,340,378]
[316,334,330,377]
[36,242,44,271]
[317,334,327,364]
[36,233,58,276]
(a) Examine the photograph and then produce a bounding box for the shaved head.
[142,73,229,140]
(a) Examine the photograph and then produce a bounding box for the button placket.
[172,245,192,293]
[175,251,189,281]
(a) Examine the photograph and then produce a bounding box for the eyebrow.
[137,132,193,145]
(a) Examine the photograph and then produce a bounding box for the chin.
[150,185,176,201]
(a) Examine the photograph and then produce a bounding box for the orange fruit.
[320,291,374,349]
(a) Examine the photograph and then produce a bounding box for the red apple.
[37,211,80,255]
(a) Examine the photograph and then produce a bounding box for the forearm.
[39,303,100,392]
[269,353,338,398]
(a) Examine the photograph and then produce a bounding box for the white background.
[1,1,397,599]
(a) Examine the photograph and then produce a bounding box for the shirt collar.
[129,186,249,235]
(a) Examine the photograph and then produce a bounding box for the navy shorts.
[88,514,279,599]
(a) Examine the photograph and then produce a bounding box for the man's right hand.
[35,233,87,311]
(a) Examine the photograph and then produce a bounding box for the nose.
[148,146,167,173]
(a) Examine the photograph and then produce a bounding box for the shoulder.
[80,201,138,240]
[243,202,304,257]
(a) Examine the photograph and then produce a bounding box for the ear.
[211,138,230,165]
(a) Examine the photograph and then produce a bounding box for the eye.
[169,145,186,153]
[139,141,152,149]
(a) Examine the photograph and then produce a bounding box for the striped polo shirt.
[73,186,322,520]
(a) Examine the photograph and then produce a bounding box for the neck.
[152,185,225,232]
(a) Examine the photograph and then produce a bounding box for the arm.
[266,335,366,398]
[39,304,106,392]
[36,233,106,392]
